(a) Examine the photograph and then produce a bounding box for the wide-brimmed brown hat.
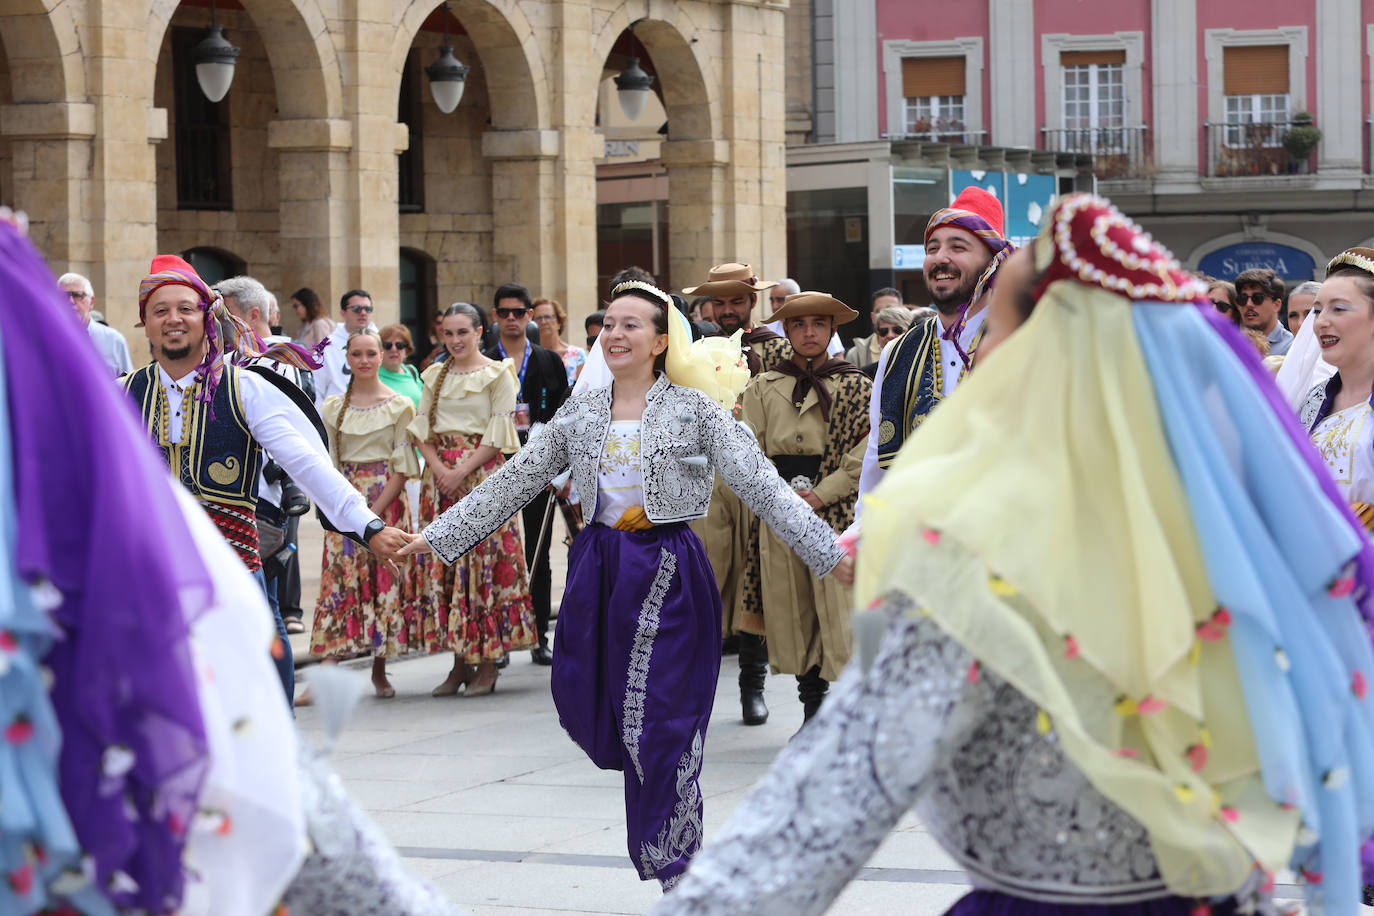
[767,291,858,326]
[683,263,776,298]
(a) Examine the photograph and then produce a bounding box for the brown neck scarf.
[770,356,861,421]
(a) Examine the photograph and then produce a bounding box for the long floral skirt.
[416,433,536,661]
[311,460,418,660]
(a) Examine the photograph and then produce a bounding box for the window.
[901,57,967,141]
[181,247,245,287]
[398,51,425,213]
[1222,45,1290,146]
[1060,50,1125,151]
[172,27,232,210]
[398,247,435,359]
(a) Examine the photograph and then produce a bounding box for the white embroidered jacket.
[421,374,845,577]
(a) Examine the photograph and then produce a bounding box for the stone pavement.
[288,517,1311,916]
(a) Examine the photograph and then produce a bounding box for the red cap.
[925,186,1007,251]
[951,187,1004,237]
[149,254,197,275]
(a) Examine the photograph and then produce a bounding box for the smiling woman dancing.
[400,281,848,890]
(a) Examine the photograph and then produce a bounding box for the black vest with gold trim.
[876,316,945,469]
[123,363,263,514]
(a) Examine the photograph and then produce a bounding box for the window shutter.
[902,57,966,98]
[1060,49,1126,67]
[1223,45,1289,95]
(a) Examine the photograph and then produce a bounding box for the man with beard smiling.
[122,255,411,705]
[853,187,1013,521]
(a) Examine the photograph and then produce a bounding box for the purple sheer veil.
[0,223,212,911]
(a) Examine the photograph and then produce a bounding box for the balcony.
[1203,120,1318,178]
[884,119,988,146]
[1041,126,1151,180]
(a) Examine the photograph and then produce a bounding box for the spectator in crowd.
[907,306,936,324]
[860,306,915,377]
[377,323,423,407]
[763,279,843,357]
[314,289,378,408]
[409,302,537,696]
[60,271,132,376]
[291,287,333,349]
[486,282,571,665]
[533,297,587,385]
[1205,278,1242,325]
[844,287,902,367]
[690,296,715,325]
[586,309,606,348]
[1286,280,1321,334]
[1234,267,1293,356]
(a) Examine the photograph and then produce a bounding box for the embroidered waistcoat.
[123,363,263,514]
[876,316,945,469]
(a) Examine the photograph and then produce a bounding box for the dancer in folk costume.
[740,292,871,725]
[855,186,1014,524]
[410,303,535,698]
[401,281,848,890]
[658,195,1374,915]
[310,330,421,697]
[680,262,792,726]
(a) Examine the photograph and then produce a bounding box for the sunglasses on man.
[875,325,903,338]
[496,307,529,319]
[1236,292,1270,306]
[346,304,374,315]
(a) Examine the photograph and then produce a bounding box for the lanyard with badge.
[498,338,532,431]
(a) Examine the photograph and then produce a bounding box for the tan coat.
[741,371,866,679]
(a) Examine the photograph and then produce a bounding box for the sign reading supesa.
[1197,242,1316,282]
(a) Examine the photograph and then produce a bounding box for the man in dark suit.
[485,281,571,665]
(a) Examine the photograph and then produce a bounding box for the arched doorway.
[182,246,246,286]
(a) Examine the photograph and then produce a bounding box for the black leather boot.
[737,633,769,725]
[797,666,829,724]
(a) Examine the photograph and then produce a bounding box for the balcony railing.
[1204,120,1318,178]
[1041,126,1151,179]
[885,128,989,145]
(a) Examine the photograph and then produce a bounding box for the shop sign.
[1197,242,1316,282]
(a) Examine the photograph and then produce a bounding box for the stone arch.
[0,0,87,103]
[391,0,546,130]
[146,0,342,120]
[590,3,718,140]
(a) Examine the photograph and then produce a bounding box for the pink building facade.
[863,0,1372,284]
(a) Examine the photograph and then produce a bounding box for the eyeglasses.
[65,290,91,301]
[1211,300,1234,313]
[533,314,559,323]
[496,307,529,318]
[346,304,374,315]
[1237,293,1269,306]
[875,326,903,337]
[381,340,409,351]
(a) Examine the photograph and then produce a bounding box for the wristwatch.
[362,518,385,546]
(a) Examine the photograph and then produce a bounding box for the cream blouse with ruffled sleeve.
[406,358,521,453]
[320,393,420,478]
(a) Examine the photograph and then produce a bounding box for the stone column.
[86,3,163,335]
[267,118,354,304]
[661,138,729,291]
[1151,0,1200,188]
[0,102,95,271]
[988,0,1036,147]
[482,128,560,295]
[719,1,789,282]
[1316,0,1362,175]
[545,0,599,318]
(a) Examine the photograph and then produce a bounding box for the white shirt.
[853,308,988,527]
[312,323,351,409]
[251,335,313,510]
[593,421,645,525]
[158,365,378,537]
[1312,401,1374,504]
[87,320,134,377]
[763,320,844,358]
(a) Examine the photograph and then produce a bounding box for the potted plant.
[1283,112,1321,172]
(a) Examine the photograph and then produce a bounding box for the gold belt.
[611,506,654,532]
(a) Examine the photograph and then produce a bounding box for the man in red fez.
[124,254,412,707]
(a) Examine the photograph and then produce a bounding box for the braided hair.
[427,303,484,444]
[334,329,383,463]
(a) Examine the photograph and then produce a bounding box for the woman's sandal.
[431,664,477,697]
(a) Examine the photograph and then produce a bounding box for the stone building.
[0,0,788,351]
